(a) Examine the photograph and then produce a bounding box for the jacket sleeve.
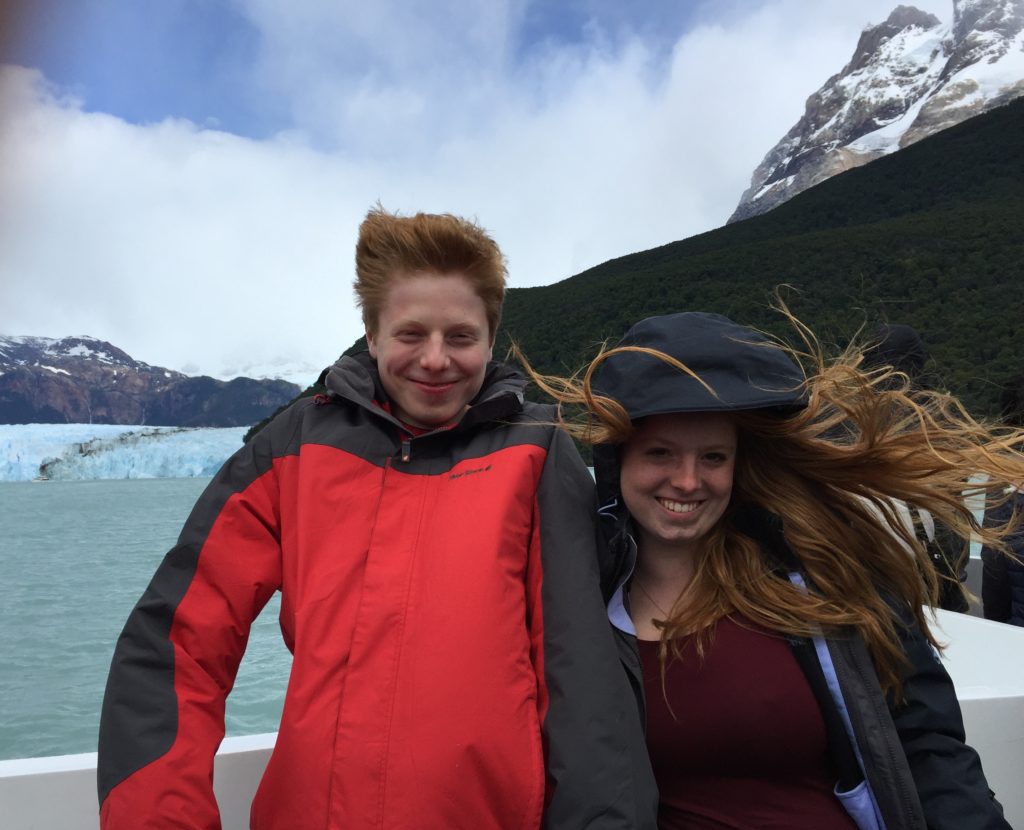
[97,423,286,829]
[981,546,1011,622]
[530,428,658,830]
[980,497,1014,623]
[890,615,1011,830]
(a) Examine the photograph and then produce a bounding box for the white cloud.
[0,0,955,381]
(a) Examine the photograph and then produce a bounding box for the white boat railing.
[0,733,274,830]
[2,611,1023,830]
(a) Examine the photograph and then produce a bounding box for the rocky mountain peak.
[848,6,942,74]
[945,0,1024,79]
[729,0,1024,224]
[0,335,152,372]
[953,0,1024,42]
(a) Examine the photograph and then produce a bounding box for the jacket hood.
[323,351,527,429]
[592,312,807,553]
[591,312,808,420]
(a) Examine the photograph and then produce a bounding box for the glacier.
[0,423,246,482]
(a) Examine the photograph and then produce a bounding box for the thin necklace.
[632,577,671,618]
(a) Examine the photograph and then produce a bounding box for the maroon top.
[638,615,858,829]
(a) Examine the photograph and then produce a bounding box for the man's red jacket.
[98,355,657,829]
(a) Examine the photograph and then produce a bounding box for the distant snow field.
[0,423,246,481]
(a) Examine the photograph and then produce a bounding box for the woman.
[527,310,1024,830]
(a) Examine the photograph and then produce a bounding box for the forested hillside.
[498,96,1023,416]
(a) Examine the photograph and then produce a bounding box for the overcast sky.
[0,0,952,384]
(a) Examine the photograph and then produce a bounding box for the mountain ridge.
[0,334,300,426]
[730,0,1024,222]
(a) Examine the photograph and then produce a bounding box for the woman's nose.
[668,459,699,492]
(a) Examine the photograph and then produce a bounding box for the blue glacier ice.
[0,424,246,481]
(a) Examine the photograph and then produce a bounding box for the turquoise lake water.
[0,477,290,760]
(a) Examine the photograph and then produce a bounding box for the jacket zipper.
[840,637,922,830]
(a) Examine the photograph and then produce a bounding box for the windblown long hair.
[520,311,1024,697]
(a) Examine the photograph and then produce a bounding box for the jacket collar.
[323,351,526,432]
[599,495,802,598]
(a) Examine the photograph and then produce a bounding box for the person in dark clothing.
[981,488,1024,625]
[862,323,970,613]
[526,310,1024,830]
[981,373,1024,626]
[862,323,930,386]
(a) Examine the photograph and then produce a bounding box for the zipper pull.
[400,436,411,463]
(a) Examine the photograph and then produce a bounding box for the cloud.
[0,0,953,381]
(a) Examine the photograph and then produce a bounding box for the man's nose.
[419,335,450,371]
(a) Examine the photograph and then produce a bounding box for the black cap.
[592,312,807,420]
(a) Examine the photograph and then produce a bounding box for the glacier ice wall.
[0,424,246,481]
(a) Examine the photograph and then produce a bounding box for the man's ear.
[366,329,377,359]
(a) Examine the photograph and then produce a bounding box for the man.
[98,208,656,829]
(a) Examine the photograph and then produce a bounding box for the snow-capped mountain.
[730,0,1024,223]
[0,334,300,426]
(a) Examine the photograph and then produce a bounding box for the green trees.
[500,98,1024,418]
